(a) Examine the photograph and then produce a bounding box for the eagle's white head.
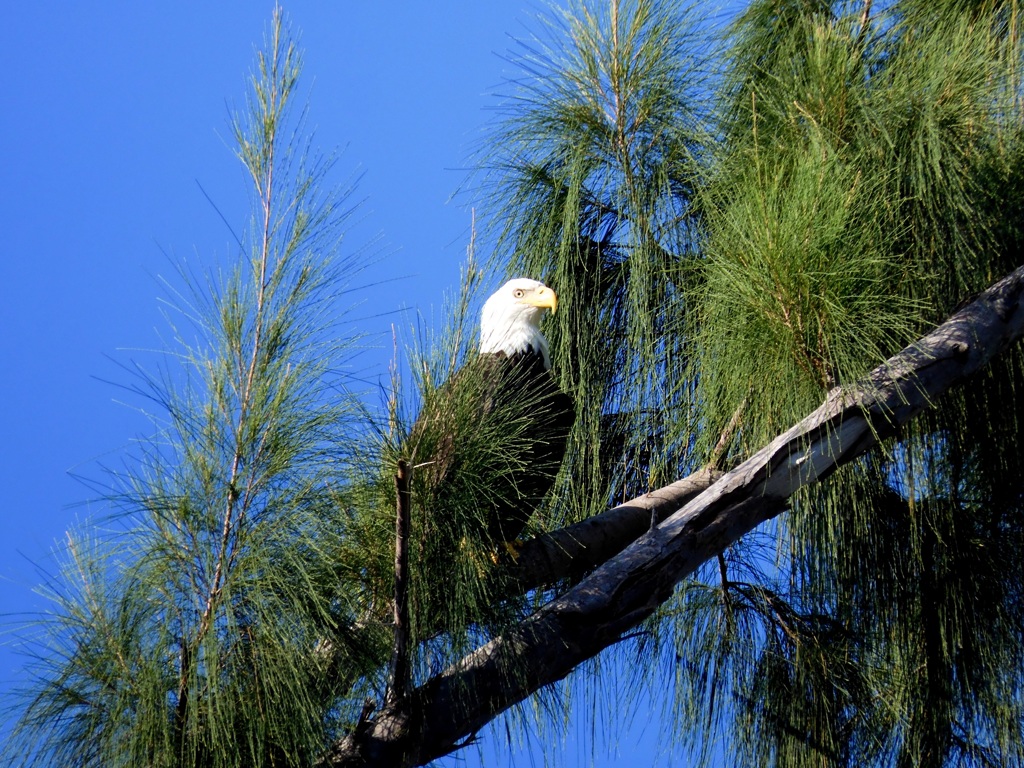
[479,278,557,368]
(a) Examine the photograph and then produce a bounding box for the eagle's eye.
[513,289,525,299]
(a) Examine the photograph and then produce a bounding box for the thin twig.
[197,10,283,658]
[717,552,736,634]
[856,0,873,51]
[708,397,747,469]
[387,459,413,705]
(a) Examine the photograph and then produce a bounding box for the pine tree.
[9,2,1024,767]
[6,12,385,766]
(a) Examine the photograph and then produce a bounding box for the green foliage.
[664,0,1024,766]
[7,11,380,766]
[486,0,1024,766]
[483,0,715,520]
[694,142,916,453]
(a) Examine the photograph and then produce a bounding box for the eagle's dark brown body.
[408,344,574,548]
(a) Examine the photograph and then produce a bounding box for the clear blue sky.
[0,3,736,765]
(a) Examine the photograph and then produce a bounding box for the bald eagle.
[407,278,574,553]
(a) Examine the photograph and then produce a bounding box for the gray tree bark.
[500,467,722,592]
[323,262,1024,768]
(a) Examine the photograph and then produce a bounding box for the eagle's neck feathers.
[479,314,550,368]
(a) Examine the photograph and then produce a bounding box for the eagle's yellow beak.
[522,285,558,314]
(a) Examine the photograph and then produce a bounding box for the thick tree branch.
[324,263,1024,768]
[500,467,722,591]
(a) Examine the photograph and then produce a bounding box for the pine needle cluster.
[7,11,381,766]
[482,0,715,522]
[481,0,1024,765]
